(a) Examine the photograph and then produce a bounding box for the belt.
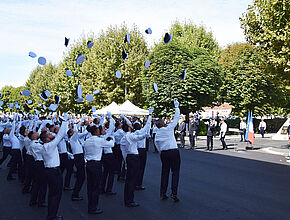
[45,166,59,169]
[161,148,178,152]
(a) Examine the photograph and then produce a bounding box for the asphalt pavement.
[0,136,289,220]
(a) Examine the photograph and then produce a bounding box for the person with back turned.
[154,99,181,202]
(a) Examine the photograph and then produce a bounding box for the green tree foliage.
[218,43,289,117]
[143,40,222,117]
[170,20,221,57]
[240,0,290,82]
[0,86,28,113]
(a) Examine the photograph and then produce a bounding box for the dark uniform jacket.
[189,120,199,134]
[207,123,216,136]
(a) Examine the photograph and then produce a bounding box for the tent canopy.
[94,102,120,114]
[94,100,149,115]
[119,100,149,115]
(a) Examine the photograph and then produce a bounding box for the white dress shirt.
[259,121,266,130]
[30,140,44,161]
[220,122,227,137]
[9,121,21,150]
[240,121,247,130]
[155,108,180,152]
[136,119,152,149]
[19,135,32,155]
[83,136,114,161]
[69,125,84,155]
[3,134,12,147]
[41,121,68,168]
[114,129,125,145]
[57,137,68,154]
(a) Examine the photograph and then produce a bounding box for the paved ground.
[0,136,289,220]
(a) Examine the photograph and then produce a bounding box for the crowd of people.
[0,100,182,220]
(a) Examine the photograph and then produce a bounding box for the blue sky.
[0,0,252,90]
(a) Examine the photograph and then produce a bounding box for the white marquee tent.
[94,100,149,115]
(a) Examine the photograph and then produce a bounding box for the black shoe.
[125,202,140,207]
[54,215,63,220]
[38,203,48,207]
[171,194,180,202]
[7,176,16,181]
[135,186,145,190]
[105,191,117,195]
[160,194,168,200]
[63,186,73,191]
[29,202,37,207]
[72,196,83,201]
[191,147,195,150]
[88,209,103,214]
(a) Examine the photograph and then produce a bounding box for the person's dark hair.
[46,123,51,129]
[67,128,73,137]
[93,118,99,124]
[28,131,34,140]
[122,123,129,132]
[88,125,99,135]
[115,120,120,131]
[39,131,48,143]
[155,119,164,128]
[86,125,91,132]
[19,125,27,136]
[133,123,141,130]
[104,121,109,129]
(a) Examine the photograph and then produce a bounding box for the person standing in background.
[189,115,199,150]
[240,119,247,142]
[259,119,267,138]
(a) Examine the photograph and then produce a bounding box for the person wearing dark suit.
[206,119,215,151]
[177,118,186,148]
[189,116,199,150]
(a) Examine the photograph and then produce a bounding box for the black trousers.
[124,154,140,204]
[113,144,122,174]
[0,146,11,165]
[101,153,115,192]
[220,136,227,149]
[260,128,265,138]
[160,149,181,196]
[145,138,150,151]
[240,129,246,141]
[72,153,85,197]
[8,149,24,181]
[136,148,147,187]
[23,154,34,192]
[179,133,185,148]
[86,160,102,212]
[152,133,158,152]
[207,136,213,150]
[30,160,47,205]
[59,153,74,188]
[45,167,63,220]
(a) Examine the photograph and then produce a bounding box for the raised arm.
[167,100,180,130]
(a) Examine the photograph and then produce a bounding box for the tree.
[142,40,222,117]
[218,43,289,116]
[170,20,221,57]
[240,0,290,82]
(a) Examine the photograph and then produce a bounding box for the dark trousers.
[22,148,27,179]
[189,132,196,148]
[72,153,85,197]
[207,136,213,150]
[260,128,265,138]
[30,160,47,205]
[145,138,150,151]
[59,153,74,188]
[0,146,11,165]
[124,154,140,204]
[8,149,24,181]
[23,154,34,192]
[240,129,246,141]
[136,148,147,187]
[153,133,158,152]
[220,136,227,149]
[160,149,181,196]
[86,160,102,212]
[113,144,122,174]
[101,153,115,192]
[179,133,185,148]
[45,167,63,220]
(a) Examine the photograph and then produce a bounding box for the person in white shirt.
[259,119,267,138]
[67,120,87,201]
[7,116,24,182]
[154,99,180,202]
[120,108,153,208]
[219,119,227,150]
[83,124,115,215]
[240,119,247,142]
[28,130,47,207]
[0,129,12,167]
[39,113,69,220]
[134,116,151,191]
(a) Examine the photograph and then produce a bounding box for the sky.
[0,0,252,90]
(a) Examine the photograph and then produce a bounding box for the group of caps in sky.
[0,29,187,112]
